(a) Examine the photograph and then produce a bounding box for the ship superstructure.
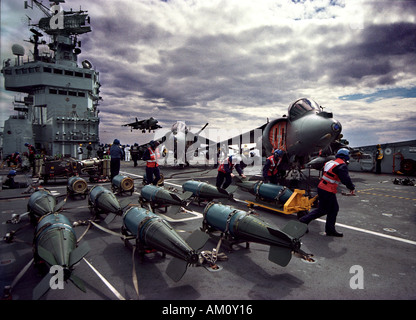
[1,0,101,158]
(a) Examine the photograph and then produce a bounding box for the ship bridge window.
[54,69,63,75]
[75,72,83,77]
[16,69,23,75]
[49,89,57,94]
[43,67,52,73]
[78,92,85,97]
[58,90,67,95]
[68,91,77,96]
[65,70,74,76]
[288,98,320,121]
[85,73,92,79]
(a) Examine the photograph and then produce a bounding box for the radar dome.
[12,44,25,56]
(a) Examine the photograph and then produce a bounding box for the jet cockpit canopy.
[171,121,188,135]
[288,98,321,121]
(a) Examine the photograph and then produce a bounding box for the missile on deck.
[234,178,293,204]
[182,180,237,204]
[88,185,123,224]
[111,174,135,195]
[122,206,209,282]
[140,185,193,214]
[234,177,317,215]
[27,189,66,224]
[33,213,90,300]
[67,176,88,198]
[202,202,310,267]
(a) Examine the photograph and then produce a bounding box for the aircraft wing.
[122,118,146,128]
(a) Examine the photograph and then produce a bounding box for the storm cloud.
[1,0,415,146]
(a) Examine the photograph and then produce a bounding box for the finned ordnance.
[67,176,88,197]
[33,213,89,300]
[112,174,134,195]
[202,202,310,267]
[182,180,237,204]
[122,206,209,282]
[27,189,66,224]
[234,178,293,204]
[140,185,193,214]
[88,185,123,224]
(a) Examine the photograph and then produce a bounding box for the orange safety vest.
[266,155,281,176]
[318,158,344,193]
[27,144,35,156]
[218,157,234,173]
[146,147,160,168]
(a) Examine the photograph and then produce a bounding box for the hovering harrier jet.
[122,117,162,133]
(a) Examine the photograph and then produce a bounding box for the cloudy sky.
[1,0,416,147]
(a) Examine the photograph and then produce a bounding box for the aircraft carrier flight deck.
[1,161,415,301]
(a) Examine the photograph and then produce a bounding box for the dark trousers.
[216,171,232,189]
[299,187,339,233]
[146,166,161,185]
[110,158,121,181]
[132,154,139,167]
[376,160,382,174]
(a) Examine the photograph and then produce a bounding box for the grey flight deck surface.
[1,161,415,301]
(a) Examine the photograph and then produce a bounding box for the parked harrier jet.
[206,98,344,171]
[122,117,162,133]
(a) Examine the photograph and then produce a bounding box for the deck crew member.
[375,144,383,174]
[262,149,284,184]
[77,144,83,160]
[24,143,36,176]
[110,139,123,181]
[216,155,246,189]
[299,148,355,237]
[142,140,162,185]
[130,143,140,167]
